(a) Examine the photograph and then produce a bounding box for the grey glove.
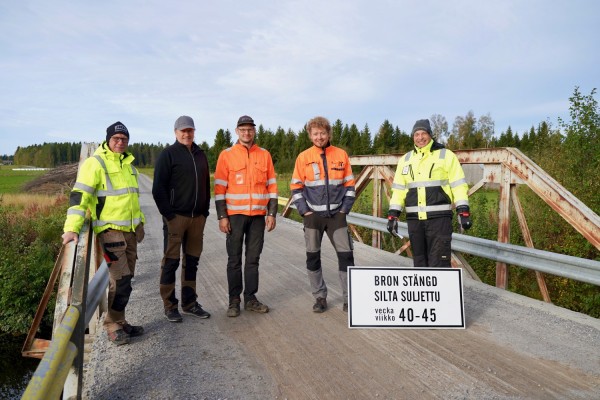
[387,216,399,236]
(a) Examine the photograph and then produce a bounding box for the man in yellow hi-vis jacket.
[387,118,471,268]
[62,121,145,345]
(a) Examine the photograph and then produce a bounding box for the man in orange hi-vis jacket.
[214,115,278,318]
[291,116,356,313]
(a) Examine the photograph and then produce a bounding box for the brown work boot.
[244,299,269,313]
[227,298,241,317]
[313,297,327,313]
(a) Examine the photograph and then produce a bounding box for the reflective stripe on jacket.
[214,143,278,218]
[64,142,145,234]
[290,144,356,217]
[389,140,468,220]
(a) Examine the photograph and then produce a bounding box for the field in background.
[0,165,47,193]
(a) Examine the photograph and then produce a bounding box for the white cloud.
[0,0,599,155]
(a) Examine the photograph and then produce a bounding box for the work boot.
[313,297,327,313]
[122,323,144,337]
[227,298,241,317]
[244,299,269,313]
[182,302,211,319]
[107,329,130,346]
[165,308,183,322]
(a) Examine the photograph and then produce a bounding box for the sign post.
[348,267,465,329]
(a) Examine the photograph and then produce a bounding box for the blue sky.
[0,1,598,156]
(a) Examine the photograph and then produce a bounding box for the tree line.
[11,87,599,217]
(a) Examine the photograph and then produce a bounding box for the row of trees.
[10,87,599,216]
[10,108,579,172]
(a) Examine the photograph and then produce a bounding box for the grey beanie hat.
[174,115,195,131]
[411,119,432,136]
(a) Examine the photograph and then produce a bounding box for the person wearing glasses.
[152,116,212,322]
[387,118,471,268]
[214,115,278,317]
[62,121,146,346]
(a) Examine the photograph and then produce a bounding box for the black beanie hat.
[106,121,130,142]
[411,119,432,137]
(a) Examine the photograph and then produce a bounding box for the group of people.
[61,115,471,345]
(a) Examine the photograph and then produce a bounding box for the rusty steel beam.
[350,147,600,251]
[511,188,551,302]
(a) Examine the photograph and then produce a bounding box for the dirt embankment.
[22,163,78,194]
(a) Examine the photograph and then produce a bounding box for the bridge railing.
[280,199,600,287]
[281,147,600,299]
[22,143,107,400]
[348,212,600,286]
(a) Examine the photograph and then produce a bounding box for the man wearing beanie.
[152,115,212,322]
[387,118,471,267]
[63,121,146,345]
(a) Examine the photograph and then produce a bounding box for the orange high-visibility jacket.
[214,142,278,219]
[290,144,356,217]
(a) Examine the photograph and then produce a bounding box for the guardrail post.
[62,218,92,399]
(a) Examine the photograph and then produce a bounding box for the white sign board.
[348,267,465,329]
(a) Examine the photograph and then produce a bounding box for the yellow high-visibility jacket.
[389,140,468,220]
[63,142,145,234]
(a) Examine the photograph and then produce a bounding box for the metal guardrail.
[22,143,109,400]
[21,239,109,400]
[346,212,600,286]
[22,307,80,400]
[280,198,600,286]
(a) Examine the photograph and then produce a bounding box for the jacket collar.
[414,139,445,155]
[173,140,200,153]
[234,142,258,152]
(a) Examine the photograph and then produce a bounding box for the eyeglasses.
[238,128,255,134]
[111,136,129,143]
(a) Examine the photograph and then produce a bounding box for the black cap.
[106,121,130,142]
[411,119,432,136]
[237,115,256,127]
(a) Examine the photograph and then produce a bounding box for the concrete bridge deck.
[83,174,600,399]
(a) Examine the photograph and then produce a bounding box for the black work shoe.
[182,303,211,319]
[227,298,241,317]
[313,297,327,313]
[244,299,269,313]
[343,303,348,312]
[165,308,183,322]
[122,324,144,337]
[108,329,130,345]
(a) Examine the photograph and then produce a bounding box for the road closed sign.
[348,267,465,329]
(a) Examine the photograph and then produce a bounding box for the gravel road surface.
[83,174,600,399]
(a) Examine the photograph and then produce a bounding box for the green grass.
[0,165,47,193]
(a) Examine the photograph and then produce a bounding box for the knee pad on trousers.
[337,251,354,272]
[112,275,133,312]
[184,254,199,280]
[160,258,179,285]
[306,251,321,271]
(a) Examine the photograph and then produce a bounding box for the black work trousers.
[226,214,265,302]
[407,217,452,268]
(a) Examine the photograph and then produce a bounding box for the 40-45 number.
[398,308,437,322]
